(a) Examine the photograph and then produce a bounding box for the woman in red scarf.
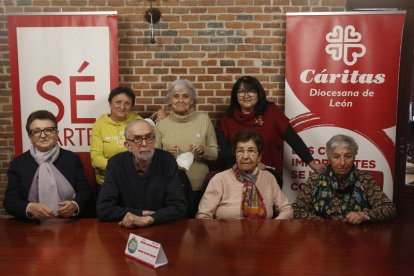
[196,130,293,219]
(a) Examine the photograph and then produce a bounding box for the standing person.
[4,110,91,221]
[292,134,396,224]
[196,130,293,219]
[218,76,324,186]
[155,79,219,211]
[97,119,187,228]
[90,86,142,194]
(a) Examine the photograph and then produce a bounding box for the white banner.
[8,13,119,183]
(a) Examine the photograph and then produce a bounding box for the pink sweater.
[196,169,293,219]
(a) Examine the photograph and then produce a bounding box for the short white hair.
[165,79,197,105]
[124,119,155,140]
[326,134,358,159]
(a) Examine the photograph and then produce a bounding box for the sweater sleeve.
[90,120,108,171]
[217,115,235,167]
[72,154,92,217]
[271,177,294,219]
[3,159,31,220]
[284,124,314,164]
[196,174,223,219]
[200,116,219,161]
[96,159,143,221]
[292,173,321,219]
[150,156,188,224]
[360,174,396,222]
[154,123,163,149]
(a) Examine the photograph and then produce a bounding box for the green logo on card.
[127,237,138,253]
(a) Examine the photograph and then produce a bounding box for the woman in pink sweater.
[196,130,293,219]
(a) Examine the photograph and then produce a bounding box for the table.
[0,218,413,275]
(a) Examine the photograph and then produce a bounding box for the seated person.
[90,86,141,194]
[196,130,293,219]
[97,119,187,228]
[3,110,91,221]
[292,134,396,224]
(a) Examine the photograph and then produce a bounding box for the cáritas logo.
[325,25,366,66]
[299,25,385,85]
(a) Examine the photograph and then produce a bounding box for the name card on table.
[124,233,168,268]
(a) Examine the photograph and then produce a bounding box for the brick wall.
[0,0,345,217]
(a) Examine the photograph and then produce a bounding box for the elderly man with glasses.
[97,119,187,228]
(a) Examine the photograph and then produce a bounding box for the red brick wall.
[0,0,345,217]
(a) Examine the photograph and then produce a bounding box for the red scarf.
[232,165,267,219]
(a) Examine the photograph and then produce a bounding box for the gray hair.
[326,134,358,159]
[165,79,197,105]
[124,119,155,140]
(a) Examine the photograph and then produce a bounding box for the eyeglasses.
[236,148,258,156]
[237,89,256,97]
[29,127,57,137]
[126,133,155,145]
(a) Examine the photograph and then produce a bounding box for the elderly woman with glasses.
[292,134,396,224]
[218,76,325,187]
[155,80,219,204]
[4,110,91,221]
[196,130,293,219]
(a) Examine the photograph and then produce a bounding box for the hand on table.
[344,211,369,225]
[58,200,78,217]
[119,211,155,229]
[27,202,54,220]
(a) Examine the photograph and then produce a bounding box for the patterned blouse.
[292,171,396,222]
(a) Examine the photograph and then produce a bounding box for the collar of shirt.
[132,156,152,175]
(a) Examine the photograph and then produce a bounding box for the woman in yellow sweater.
[90,86,141,194]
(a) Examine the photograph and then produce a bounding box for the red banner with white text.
[284,12,405,201]
[8,12,118,183]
